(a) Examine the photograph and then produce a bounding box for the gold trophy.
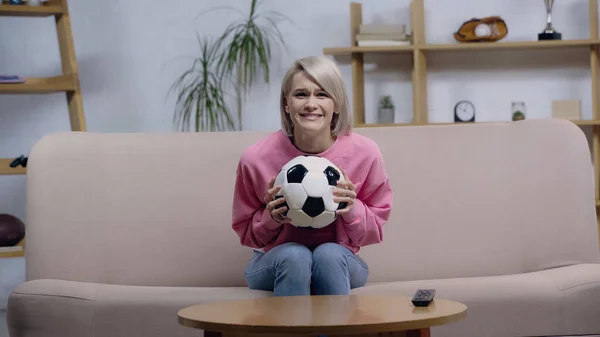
[538,0,562,40]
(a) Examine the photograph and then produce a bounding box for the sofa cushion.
[8,263,600,337]
[7,279,271,337]
[352,263,600,337]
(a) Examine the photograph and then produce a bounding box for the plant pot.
[512,111,525,121]
[378,108,394,124]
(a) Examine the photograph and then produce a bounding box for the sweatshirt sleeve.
[339,148,393,247]
[231,161,283,249]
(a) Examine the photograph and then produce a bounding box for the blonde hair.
[280,56,353,137]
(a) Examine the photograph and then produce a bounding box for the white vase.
[378,107,395,124]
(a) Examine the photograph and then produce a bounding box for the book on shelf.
[358,40,411,47]
[0,75,25,83]
[360,24,406,34]
[357,23,412,46]
[356,33,407,41]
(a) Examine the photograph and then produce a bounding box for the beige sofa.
[6,118,600,337]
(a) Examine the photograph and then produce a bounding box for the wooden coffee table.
[177,294,467,336]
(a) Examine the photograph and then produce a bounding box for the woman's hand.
[333,168,357,215]
[265,177,290,225]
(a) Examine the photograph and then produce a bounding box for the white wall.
[0,0,596,308]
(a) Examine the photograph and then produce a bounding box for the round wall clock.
[454,100,475,122]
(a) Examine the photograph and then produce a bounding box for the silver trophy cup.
[539,0,562,40]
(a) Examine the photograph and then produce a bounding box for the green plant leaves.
[170,0,291,132]
[379,95,394,109]
[169,37,235,132]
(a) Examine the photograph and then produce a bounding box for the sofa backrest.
[24,119,600,287]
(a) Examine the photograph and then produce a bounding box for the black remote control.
[411,289,436,307]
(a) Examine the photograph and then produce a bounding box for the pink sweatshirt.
[231,129,393,254]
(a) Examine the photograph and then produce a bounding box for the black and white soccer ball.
[274,155,347,229]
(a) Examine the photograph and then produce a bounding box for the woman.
[231,55,393,297]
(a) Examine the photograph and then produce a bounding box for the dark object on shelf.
[454,100,476,122]
[454,16,508,43]
[0,214,25,247]
[538,0,562,41]
[10,155,28,168]
[539,31,562,40]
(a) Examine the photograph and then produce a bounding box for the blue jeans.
[244,242,369,296]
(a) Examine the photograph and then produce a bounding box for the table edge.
[177,305,467,334]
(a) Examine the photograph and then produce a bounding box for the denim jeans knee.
[311,243,369,295]
[245,242,312,296]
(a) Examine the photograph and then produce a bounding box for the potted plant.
[378,96,395,124]
[511,101,526,121]
[169,0,291,132]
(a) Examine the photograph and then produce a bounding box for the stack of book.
[0,75,25,83]
[356,24,411,47]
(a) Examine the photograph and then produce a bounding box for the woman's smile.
[299,113,323,121]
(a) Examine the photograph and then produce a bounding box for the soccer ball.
[274,155,347,229]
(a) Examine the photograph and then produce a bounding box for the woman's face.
[286,71,336,136]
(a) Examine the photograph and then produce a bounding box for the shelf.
[572,119,600,126]
[0,239,24,258]
[0,158,26,175]
[323,40,600,56]
[0,247,24,258]
[0,74,77,94]
[0,4,64,17]
[0,0,84,260]
[324,45,414,55]
[421,39,600,51]
[356,119,600,128]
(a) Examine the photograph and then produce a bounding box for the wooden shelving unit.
[323,39,600,55]
[0,3,63,16]
[0,158,26,175]
[0,239,24,258]
[0,74,77,94]
[0,0,86,258]
[323,0,600,245]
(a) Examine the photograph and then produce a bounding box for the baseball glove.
[454,16,508,43]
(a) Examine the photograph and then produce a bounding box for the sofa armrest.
[7,278,270,337]
[535,263,600,332]
[7,280,97,337]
